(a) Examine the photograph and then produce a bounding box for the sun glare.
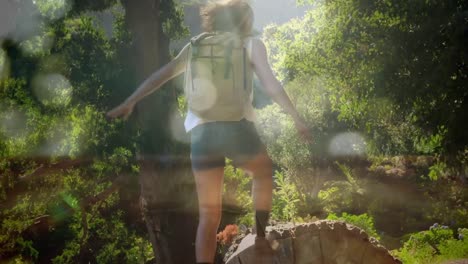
[328,132,367,157]
[32,73,73,107]
[0,108,28,139]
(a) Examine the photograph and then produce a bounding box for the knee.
[243,152,273,179]
[199,205,222,227]
[257,155,273,178]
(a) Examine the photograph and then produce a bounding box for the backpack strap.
[189,33,215,91]
[243,37,254,60]
[224,40,234,79]
[243,45,247,91]
[242,37,254,91]
[190,32,215,45]
[190,32,215,57]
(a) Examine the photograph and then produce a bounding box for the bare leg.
[194,167,224,263]
[241,148,275,262]
[241,148,273,232]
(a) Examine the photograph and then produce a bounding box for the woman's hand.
[293,117,313,143]
[106,101,135,120]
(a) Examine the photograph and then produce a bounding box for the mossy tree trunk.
[121,1,197,263]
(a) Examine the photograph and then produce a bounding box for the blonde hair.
[200,0,254,36]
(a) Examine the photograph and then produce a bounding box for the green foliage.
[395,225,468,264]
[223,160,253,226]
[335,162,362,193]
[327,212,380,240]
[52,209,153,264]
[428,161,449,181]
[160,1,190,40]
[414,126,447,155]
[271,171,303,222]
[263,0,468,158]
[1,194,48,257]
[318,162,366,213]
[17,237,39,260]
[256,76,350,174]
[93,213,154,264]
[424,183,468,231]
[318,183,351,213]
[0,0,179,260]
[35,0,73,21]
[2,0,467,261]
[176,94,187,118]
[257,103,311,171]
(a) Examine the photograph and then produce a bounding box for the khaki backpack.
[184,32,253,121]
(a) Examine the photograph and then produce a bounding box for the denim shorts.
[190,119,264,171]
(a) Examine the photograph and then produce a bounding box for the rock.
[225,220,401,264]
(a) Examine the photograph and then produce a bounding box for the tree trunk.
[120,1,197,263]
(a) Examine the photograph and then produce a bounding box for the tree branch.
[19,158,93,182]
[22,174,126,235]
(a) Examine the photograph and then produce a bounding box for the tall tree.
[1,0,196,263]
[265,0,467,162]
[119,1,197,263]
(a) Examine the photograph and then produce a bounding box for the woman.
[107,1,311,263]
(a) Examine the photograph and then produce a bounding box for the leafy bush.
[223,160,253,226]
[424,183,468,232]
[414,127,446,155]
[256,76,350,172]
[318,162,367,214]
[256,103,312,172]
[271,171,303,222]
[394,224,468,264]
[52,210,153,264]
[428,161,450,181]
[327,212,380,240]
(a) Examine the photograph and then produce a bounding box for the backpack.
[184,32,253,121]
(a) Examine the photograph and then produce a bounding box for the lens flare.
[37,133,67,157]
[0,109,28,138]
[328,132,366,157]
[32,73,73,107]
[0,49,10,81]
[20,34,54,56]
[36,120,72,157]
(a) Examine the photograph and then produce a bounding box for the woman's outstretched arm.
[250,38,312,142]
[107,44,190,119]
